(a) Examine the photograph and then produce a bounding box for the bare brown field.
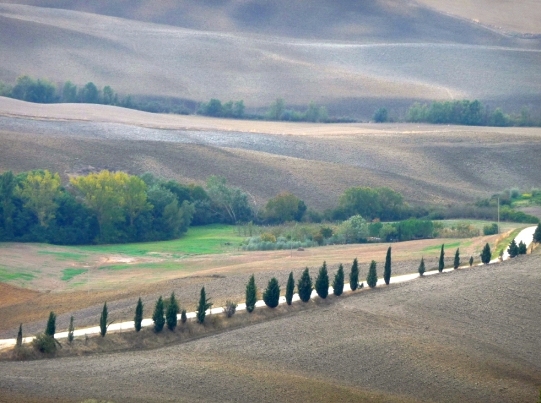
[1,254,540,403]
[1,98,541,210]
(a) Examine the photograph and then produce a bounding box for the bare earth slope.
[1,255,540,403]
[0,1,540,114]
[1,97,540,209]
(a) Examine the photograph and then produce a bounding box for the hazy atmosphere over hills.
[1,0,541,115]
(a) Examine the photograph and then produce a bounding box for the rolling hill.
[0,1,540,117]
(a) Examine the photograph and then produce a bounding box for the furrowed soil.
[1,254,540,403]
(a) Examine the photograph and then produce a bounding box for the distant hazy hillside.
[0,1,540,116]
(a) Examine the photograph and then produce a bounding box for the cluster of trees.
[198,99,245,118]
[265,98,328,122]
[405,100,539,127]
[0,170,255,244]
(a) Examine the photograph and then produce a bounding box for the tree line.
[25,228,536,356]
[374,99,540,127]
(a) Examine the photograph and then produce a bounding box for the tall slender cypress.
[196,287,212,324]
[166,292,179,331]
[45,311,56,337]
[534,223,541,243]
[453,248,460,269]
[315,261,329,299]
[366,260,378,288]
[469,256,474,267]
[333,264,344,296]
[438,244,445,272]
[508,239,519,258]
[152,296,165,332]
[384,246,392,285]
[285,272,295,305]
[245,274,257,313]
[16,324,23,347]
[297,268,313,302]
[481,243,492,264]
[99,302,108,337]
[349,258,359,291]
[134,297,143,332]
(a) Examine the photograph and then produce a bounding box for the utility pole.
[497,196,500,234]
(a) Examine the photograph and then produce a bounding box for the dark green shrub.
[298,268,313,302]
[366,260,378,288]
[45,312,56,337]
[263,278,280,308]
[534,223,541,243]
[285,272,295,305]
[32,333,56,354]
[68,316,74,344]
[315,261,329,299]
[469,256,474,267]
[16,324,22,347]
[181,309,187,324]
[418,257,425,276]
[483,223,498,235]
[508,239,519,258]
[245,274,257,313]
[518,240,527,255]
[224,301,237,318]
[333,264,344,296]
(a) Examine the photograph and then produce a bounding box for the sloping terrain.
[1,98,541,209]
[1,254,540,403]
[0,1,540,115]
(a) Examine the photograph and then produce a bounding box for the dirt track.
[1,254,540,403]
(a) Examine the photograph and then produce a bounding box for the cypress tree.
[333,264,344,296]
[518,240,527,255]
[196,287,212,324]
[297,268,313,302]
[16,324,22,347]
[68,316,74,344]
[438,244,445,272]
[534,223,541,243]
[418,257,426,276]
[469,256,474,267]
[285,272,295,305]
[152,296,165,332]
[366,260,378,288]
[181,309,187,324]
[349,258,359,291]
[315,261,329,299]
[481,243,492,264]
[508,239,519,258]
[245,274,257,313]
[166,292,179,331]
[453,248,460,269]
[263,277,280,308]
[134,297,143,332]
[99,302,108,337]
[384,246,392,285]
[45,311,56,337]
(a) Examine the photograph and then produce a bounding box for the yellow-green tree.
[17,170,61,227]
[71,170,150,240]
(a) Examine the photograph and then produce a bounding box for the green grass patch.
[38,251,88,261]
[493,228,523,259]
[100,261,186,272]
[0,267,35,282]
[422,241,463,252]
[77,225,243,257]
[61,268,88,281]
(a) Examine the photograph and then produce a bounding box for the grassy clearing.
[0,267,35,282]
[493,228,523,259]
[37,251,88,261]
[77,225,243,257]
[61,268,88,281]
